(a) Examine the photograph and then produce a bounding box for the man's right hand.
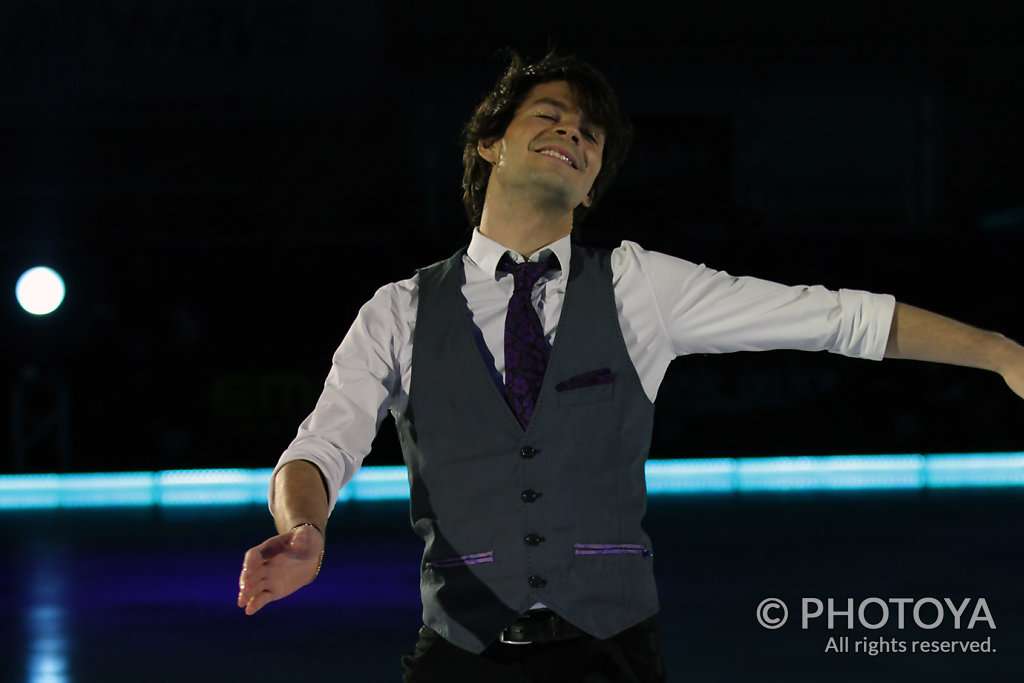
[237,523,324,615]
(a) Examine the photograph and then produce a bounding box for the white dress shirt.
[273,229,895,514]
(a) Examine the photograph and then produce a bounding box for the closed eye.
[536,111,601,144]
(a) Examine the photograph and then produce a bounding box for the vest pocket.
[573,543,652,558]
[555,382,615,407]
[424,550,494,570]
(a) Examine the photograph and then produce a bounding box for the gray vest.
[395,245,659,654]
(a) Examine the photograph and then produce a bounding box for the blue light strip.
[0,453,1022,510]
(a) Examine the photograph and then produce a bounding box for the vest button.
[519,446,537,459]
[524,533,544,546]
[520,489,540,503]
[528,575,547,588]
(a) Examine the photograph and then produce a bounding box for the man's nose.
[555,127,581,145]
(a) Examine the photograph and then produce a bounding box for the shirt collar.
[467,228,572,281]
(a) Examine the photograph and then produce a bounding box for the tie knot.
[497,252,559,293]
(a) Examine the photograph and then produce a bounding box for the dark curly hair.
[461,51,633,227]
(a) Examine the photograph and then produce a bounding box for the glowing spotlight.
[16,267,66,315]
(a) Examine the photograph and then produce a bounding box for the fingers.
[238,544,271,609]
[236,539,293,613]
[242,545,265,571]
[239,570,276,615]
[239,563,288,615]
[244,588,277,616]
[239,566,276,614]
[237,530,323,614]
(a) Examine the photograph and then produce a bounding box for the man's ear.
[478,137,500,165]
[581,188,595,208]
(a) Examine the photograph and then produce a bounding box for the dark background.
[3,0,1023,475]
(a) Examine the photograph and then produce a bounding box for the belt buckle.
[499,615,540,646]
[499,630,533,645]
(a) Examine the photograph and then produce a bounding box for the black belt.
[499,609,586,645]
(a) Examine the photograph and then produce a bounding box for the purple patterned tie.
[498,252,559,428]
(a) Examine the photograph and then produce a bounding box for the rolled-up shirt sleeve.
[269,277,415,516]
[617,241,895,361]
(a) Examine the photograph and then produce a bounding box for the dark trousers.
[401,616,667,683]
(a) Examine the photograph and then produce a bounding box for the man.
[238,52,1024,682]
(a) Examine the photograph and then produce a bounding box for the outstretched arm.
[885,302,1024,399]
[238,460,329,615]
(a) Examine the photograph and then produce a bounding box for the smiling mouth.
[537,149,577,169]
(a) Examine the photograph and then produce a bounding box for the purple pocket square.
[556,368,614,391]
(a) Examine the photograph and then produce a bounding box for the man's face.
[478,80,605,213]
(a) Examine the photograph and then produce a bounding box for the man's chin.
[524,180,588,213]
